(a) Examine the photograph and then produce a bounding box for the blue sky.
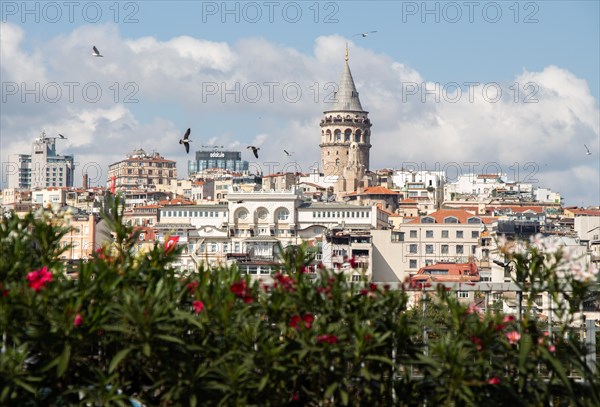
[1,1,599,205]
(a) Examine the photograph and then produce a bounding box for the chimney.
[82,173,89,189]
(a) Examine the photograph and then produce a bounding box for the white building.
[8,130,74,189]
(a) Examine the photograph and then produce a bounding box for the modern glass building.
[188,149,249,176]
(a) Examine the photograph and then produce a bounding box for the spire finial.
[345,43,349,62]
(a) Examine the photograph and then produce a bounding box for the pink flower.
[548,344,556,353]
[187,281,198,294]
[506,331,521,345]
[73,314,83,327]
[503,315,516,323]
[488,377,500,385]
[466,303,481,315]
[192,300,204,314]
[27,266,53,292]
[317,334,338,344]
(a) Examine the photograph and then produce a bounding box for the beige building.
[59,212,97,260]
[107,148,177,191]
[371,209,496,282]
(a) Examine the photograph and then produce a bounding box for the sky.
[1,0,599,206]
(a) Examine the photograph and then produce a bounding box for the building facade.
[107,148,177,191]
[188,148,248,176]
[8,130,74,189]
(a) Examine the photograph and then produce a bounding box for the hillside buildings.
[107,148,177,191]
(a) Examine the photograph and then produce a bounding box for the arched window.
[334,129,341,141]
[344,129,352,142]
[355,129,362,142]
[444,216,458,224]
[422,216,435,223]
[276,208,290,221]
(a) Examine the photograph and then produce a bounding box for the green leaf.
[324,382,337,399]
[258,374,269,391]
[365,355,395,366]
[340,389,349,405]
[109,347,134,373]
[190,394,197,407]
[518,334,532,372]
[13,379,36,395]
[143,342,151,357]
[156,334,186,345]
[57,344,71,377]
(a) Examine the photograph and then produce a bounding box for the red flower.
[349,257,358,268]
[506,331,521,345]
[292,391,299,401]
[0,282,8,297]
[273,272,296,292]
[369,283,378,292]
[466,303,481,315]
[289,315,301,329]
[26,266,53,292]
[230,281,247,296]
[470,335,483,351]
[73,314,83,327]
[317,262,326,270]
[488,376,500,385]
[300,266,310,274]
[187,281,198,294]
[317,334,338,344]
[230,281,253,303]
[302,314,314,329]
[192,300,205,314]
[164,236,179,254]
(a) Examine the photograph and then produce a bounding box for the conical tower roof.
[327,46,364,112]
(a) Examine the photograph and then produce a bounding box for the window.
[456,245,464,254]
[409,259,417,269]
[257,208,268,221]
[237,209,248,220]
[471,231,480,238]
[425,244,434,254]
[444,217,458,224]
[425,230,433,238]
[456,231,464,238]
[422,217,435,223]
[391,231,404,242]
[409,244,418,254]
[277,208,289,221]
[441,244,449,254]
[458,291,469,298]
[410,230,417,238]
[467,217,482,224]
[441,230,449,238]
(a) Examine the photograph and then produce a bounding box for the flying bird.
[584,144,592,155]
[58,134,66,139]
[179,128,192,154]
[284,150,293,156]
[92,46,103,57]
[247,145,260,158]
[234,200,244,204]
[353,31,377,38]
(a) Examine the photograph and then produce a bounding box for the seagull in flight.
[179,128,192,154]
[584,144,592,155]
[353,31,377,38]
[284,150,294,156]
[247,145,260,158]
[58,134,67,139]
[92,46,103,57]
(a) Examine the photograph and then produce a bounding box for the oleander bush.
[1,199,599,406]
